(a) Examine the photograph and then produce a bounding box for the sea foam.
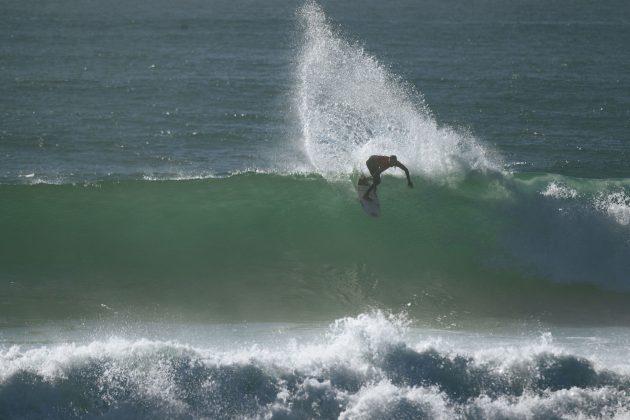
[2,312,629,419]
[593,191,630,226]
[540,181,578,199]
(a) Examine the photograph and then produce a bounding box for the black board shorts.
[366,159,381,185]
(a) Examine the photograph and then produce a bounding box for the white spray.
[296,2,498,178]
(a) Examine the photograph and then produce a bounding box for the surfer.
[363,155,413,200]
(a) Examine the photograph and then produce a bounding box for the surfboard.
[357,176,381,217]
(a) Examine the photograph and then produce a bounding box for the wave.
[1,172,629,326]
[1,312,629,419]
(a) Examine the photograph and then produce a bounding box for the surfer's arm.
[396,162,413,188]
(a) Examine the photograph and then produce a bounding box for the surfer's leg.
[363,174,380,200]
[366,158,378,177]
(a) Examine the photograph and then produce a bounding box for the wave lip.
[2,312,630,419]
[540,181,579,199]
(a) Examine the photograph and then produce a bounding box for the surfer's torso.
[366,155,394,175]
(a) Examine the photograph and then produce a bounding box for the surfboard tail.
[357,182,381,217]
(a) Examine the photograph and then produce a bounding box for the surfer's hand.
[408,181,413,188]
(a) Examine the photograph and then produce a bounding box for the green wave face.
[2,172,630,326]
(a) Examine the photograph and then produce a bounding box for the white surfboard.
[357,176,381,217]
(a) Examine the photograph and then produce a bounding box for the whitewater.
[3,312,630,419]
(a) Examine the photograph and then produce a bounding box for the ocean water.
[1,0,630,418]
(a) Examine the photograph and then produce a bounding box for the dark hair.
[389,155,397,162]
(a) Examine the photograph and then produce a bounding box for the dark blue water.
[2,0,629,181]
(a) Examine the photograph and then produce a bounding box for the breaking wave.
[1,312,629,419]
